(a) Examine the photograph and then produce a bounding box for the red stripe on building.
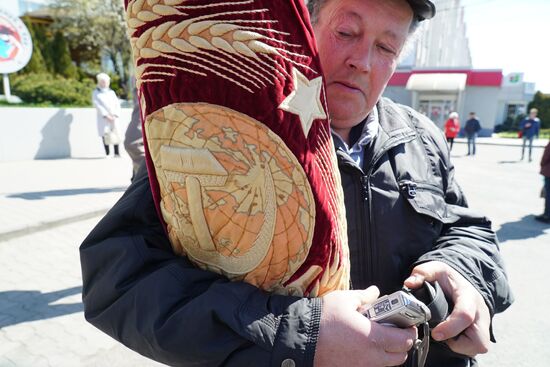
[389,69,503,87]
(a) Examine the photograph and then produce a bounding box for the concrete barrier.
[0,107,132,161]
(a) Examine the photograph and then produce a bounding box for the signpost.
[0,7,33,103]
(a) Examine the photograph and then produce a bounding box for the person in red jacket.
[535,139,550,223]
[444,111,460,150]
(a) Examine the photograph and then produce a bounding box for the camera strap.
[413,319,430,367]
[405,281,452,367]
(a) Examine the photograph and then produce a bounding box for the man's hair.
[306,0,421,34]
[306,0,422,61]
[530,108,538,114]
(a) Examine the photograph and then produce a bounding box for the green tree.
[528,91,550,129]
[32,22,55,73]
[51,0,131,96]
[19,17,47,74]
[51,31,77,78]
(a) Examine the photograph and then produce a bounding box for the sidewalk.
[1,136,547,241]
[0,157,132,242]
[1,141,549,366]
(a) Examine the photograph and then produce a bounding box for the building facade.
[400,0,472,69]
[384,69,535,136]
[392,0,536,136]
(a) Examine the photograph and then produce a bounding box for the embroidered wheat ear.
[127,0,187,30]
[135,20,282,60]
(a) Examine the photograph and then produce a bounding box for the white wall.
[408,0,472,69]
[462,87,500,134]
[0,107,132,161]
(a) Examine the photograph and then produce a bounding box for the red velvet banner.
[125,0,348,296]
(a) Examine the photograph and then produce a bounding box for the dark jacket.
[541,141,550,178]
[464,118,481,136]
[80,98,513,367]
[520,117,540,139]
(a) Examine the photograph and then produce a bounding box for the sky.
[460,0,550,93]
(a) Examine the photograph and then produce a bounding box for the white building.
[389,0,535,135]
[401,0,472,68]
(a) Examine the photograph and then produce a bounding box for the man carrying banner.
[80,1,512,366]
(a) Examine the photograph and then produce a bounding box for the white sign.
[0,8,33,74]
[504,72,524,85]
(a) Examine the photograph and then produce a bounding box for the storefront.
[384,69,535,136]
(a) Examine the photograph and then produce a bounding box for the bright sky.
[461,0,550,93]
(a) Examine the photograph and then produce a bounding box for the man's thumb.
[354,285,380,306]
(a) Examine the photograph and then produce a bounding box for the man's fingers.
[383,351,409,366]
[404,262,443,288]
[431,304,474,341]
[377,325,417,353]
[445,331,489,357]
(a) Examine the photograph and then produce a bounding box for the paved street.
[1,139,549,366]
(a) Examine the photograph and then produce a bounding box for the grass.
[0,100,92,108]
[497,129,550,139]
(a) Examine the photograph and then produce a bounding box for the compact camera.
[360,290,432,328]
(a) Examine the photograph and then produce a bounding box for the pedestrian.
[80,1,513,367]
[444,111,460,150]
[92,73,121,158]
[535,139,550,223]
[464,111,482,155]
[520,108,541,162]
[123,81,145,181]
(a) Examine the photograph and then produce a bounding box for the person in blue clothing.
[464,112,481,156]
[520,108,541,162]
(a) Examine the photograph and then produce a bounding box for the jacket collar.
[363,98,417,171]
[335,98,418,173]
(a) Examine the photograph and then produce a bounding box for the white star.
[278,68,327,138]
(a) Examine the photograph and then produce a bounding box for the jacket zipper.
[364,134,417,284]
[398,179,445,197]
[359,175,369,285]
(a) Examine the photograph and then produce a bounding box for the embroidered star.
[278,68,327,138]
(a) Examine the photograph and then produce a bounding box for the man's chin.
[327,103,370,126]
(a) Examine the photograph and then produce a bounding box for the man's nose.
[346,43,372,73]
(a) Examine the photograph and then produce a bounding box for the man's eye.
[337,31,353,38]
[378,44,396,55]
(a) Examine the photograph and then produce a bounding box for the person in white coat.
[92,73,121,157]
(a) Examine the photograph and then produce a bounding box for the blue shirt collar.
[332,108,379,167]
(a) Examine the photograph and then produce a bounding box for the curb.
[0,209,109,242]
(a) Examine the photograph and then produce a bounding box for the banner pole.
[2,74,11,101]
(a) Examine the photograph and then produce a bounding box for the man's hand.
[314,286,417,367]
[404,261,491,357]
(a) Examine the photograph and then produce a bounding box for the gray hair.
[305,0,422,61]
[96,73,111,83]
[306,0,421,34]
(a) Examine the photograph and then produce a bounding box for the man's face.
[313,0,413,135]
[530,110,537,119]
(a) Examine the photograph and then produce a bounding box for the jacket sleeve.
[79,169,321,367]
[414,129,514,319]
[541,143,550,167]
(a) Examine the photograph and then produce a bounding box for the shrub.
[11,73,95,106]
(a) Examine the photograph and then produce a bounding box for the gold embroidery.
[146,103,317,294]
[127,1,316,92]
